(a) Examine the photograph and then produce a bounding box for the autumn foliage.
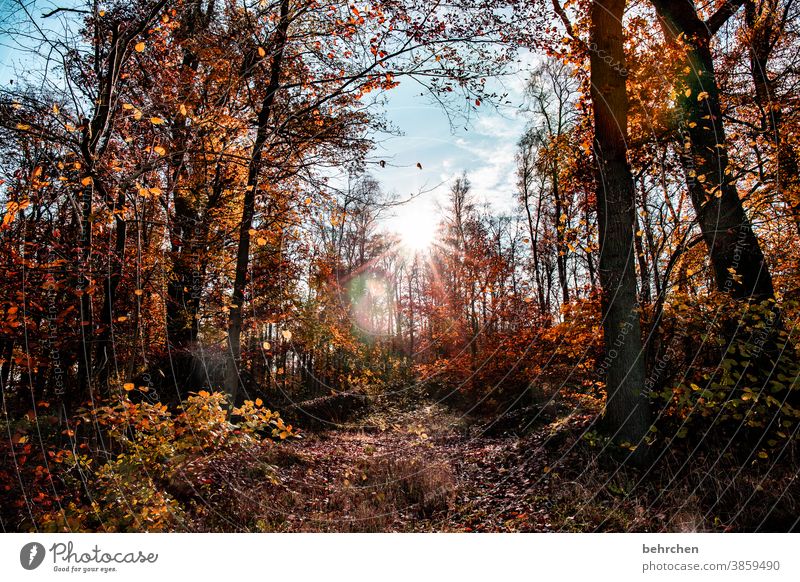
[1,0,799,532]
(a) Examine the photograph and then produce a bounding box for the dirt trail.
[263,401,591,532]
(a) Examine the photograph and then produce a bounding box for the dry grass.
[321,455,458,532]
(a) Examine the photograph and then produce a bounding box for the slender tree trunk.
[94,196,127,384]
[224,0,291,405]
[553,171,570,306]
[745,0,800,237]
[590,0,651,457]
[74,0,169,403]
[76,182,94,404]
[634,212,651,304]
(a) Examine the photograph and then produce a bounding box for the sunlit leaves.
[138,186,162,198]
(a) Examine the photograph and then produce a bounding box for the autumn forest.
[1,0,799,533]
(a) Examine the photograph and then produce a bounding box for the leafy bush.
[652,294,800,458]
[3,391,296,532]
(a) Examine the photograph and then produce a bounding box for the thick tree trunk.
[652,0,775,301]
[166,199,202,351]
[590,0,651,457]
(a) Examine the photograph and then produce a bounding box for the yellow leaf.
[81,176,93,186]
[133,109,142,120]
[697,91,709,101]
[123,383,135,391]
[684,88,691,98]
[150,117,164,125]
[122,103,134,110]
[16,123,30,130]
[153,145,166,156]
[179,104,187,116]
[262,341,271,350]
[255,398,263,406]
[134,289,144,296]
[134,42,145,53]
[258,46,266,58]
[256,237,267,246]
[281,329,292,341]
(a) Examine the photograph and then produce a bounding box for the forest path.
[264,400,597,532]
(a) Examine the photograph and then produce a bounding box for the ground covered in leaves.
[233,394,797,533]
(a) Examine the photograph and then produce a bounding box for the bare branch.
[41,7,91,19]
[705,0,747,35]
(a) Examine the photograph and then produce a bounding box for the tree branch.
[705,0,747,35]
[41,7,90,18]
[551,0,586,50]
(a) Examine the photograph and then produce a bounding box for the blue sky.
[374,62,536,233]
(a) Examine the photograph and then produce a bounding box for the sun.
[393,211,438,253]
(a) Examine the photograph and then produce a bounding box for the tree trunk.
[94,196,127,384]
[553,171,570,306]
[652,0,775,301]
[76,182,94,404]
[224,0,291,406]
[745,0,800,237]
[590,0,651,458]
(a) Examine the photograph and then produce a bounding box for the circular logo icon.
[20,542,46,570]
